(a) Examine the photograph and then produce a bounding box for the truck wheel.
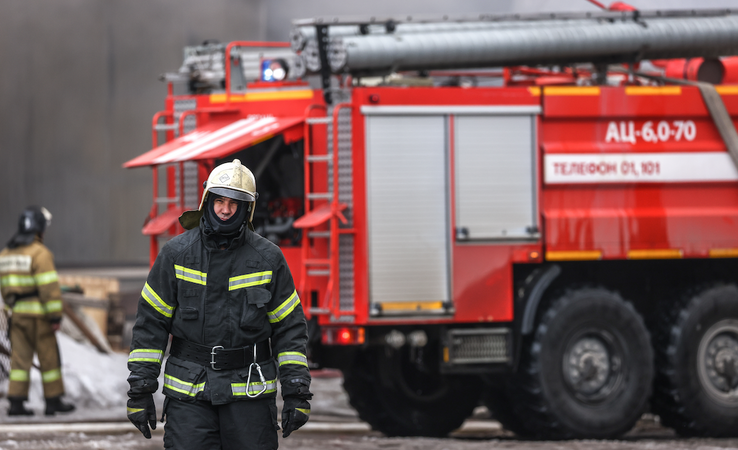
[342,345,479,437]
[651,284,738,437]
[511,287,653,439]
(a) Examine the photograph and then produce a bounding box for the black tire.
[342,345,479,437]
[509,287,654,439]
[651,284,738,437]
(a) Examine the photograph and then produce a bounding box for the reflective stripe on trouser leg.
[37,317,64,398]
[8,316,34,397]
[163,397,278,450]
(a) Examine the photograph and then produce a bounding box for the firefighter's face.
[213,196,239,221]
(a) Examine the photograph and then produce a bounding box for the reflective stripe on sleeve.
[44,300,62,314]
[174,265,207,285]
[13,300,44,315]
[141,282,174,318]
[229,271,272,291]
[164,374,205,397]
[267,290,300,323]
[35,271,58,285]
[0,274,35,287]
[231,379,278,396]
[42,368,61,383]
[278,351,308,367]
[128,349,164,364]
[10,369,29,381]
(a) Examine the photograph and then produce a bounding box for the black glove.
[127,394,157,439]
[282,396,310,438]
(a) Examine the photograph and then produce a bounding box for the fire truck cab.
[125,9,738,440]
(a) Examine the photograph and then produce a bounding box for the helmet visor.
[208,187,255,203]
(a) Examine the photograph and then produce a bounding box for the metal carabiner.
[246,344,267,398]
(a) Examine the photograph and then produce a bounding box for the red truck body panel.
[128,79,738,329]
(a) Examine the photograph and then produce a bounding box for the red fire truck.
[125,8,738,440]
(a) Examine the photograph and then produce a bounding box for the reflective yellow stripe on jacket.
[128,349,164,364]
[267,290,300,323]
[229,271,272,291]
[35,270,59,285]
[45,299,63,313]
[141,282,174,318]
[231,379,278,396]
[164,374,205,397]
[0,270,57,287]
[0,274,35,287]
[174,265,207,285]
[12,298,62,315]
[278,351,308,367]
[13,300,45,315]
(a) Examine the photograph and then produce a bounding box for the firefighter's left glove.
[281,396,310,438]
[127,394,157,439]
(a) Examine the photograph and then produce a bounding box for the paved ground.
[3,417,738,450]
[2,366,738,449]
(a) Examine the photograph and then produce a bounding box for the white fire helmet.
[179,159,258,231]
[199,159,258,223]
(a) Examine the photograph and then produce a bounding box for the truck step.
[307,270,330,276]
[305,259,330,266]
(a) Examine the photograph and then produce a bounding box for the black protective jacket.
[127,222,311,405]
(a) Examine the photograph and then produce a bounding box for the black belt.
[12,291,39,301]
[169,337,271,371]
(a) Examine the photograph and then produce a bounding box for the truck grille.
[447,328,511,364]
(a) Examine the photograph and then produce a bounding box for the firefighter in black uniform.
[126,159,311,449]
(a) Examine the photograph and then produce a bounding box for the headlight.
[261,59,289,82]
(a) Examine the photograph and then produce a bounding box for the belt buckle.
[210,345,224,370]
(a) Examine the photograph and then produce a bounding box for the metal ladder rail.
[299,105,332,315]
[298,104,353,317]
[327,103,353,317]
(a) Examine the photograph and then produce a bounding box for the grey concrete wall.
[0,0,265,266]
[0,0,734,266]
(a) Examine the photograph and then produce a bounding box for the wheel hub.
[698,319,738,404]
[562,333,623,402]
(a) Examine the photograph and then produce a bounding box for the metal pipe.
[327,14,738,75]
[293,19,598,49]
[294,19,596,72]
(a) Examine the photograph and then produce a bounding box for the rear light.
[322,326,365,345]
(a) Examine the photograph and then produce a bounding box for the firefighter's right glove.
[127,394,157,439]
[282,396,310,438]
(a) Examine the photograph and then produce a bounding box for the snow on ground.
[0,332,153,422]
[0,332,354,422]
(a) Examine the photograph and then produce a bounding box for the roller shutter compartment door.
[365,115,450,307]
[454,115,537,241]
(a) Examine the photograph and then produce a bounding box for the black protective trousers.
[163,396,279,450]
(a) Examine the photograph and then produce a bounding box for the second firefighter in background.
[126,159,312,449]
[0,206,75,416]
